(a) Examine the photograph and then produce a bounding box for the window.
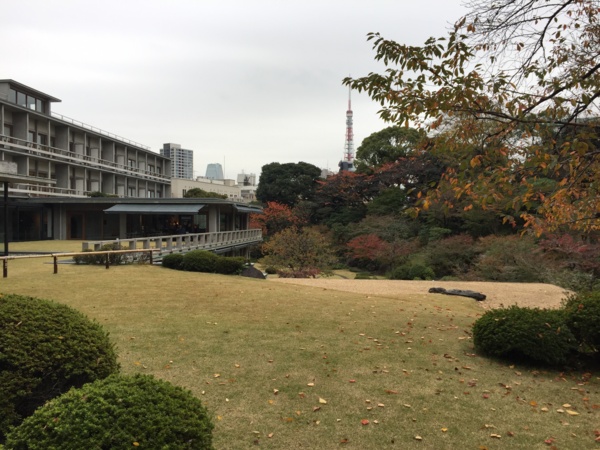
[8,89,16,103]
[127,186,136,197]
[38,134,47,145]
[17,92,26,107]
[148,164,154,173]
[27,95,36,110]
[128,159,136,169]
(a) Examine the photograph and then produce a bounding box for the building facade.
[160,143,194,180]
[0,80,171,199]
[0,80,262,245]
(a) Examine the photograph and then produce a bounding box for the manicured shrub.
[472,306,577,366]
[162,252,185,270]
[354,272,373,280]
[182,250,218,273]
[5,374,214,450]
[0,294,119,442]
[563,291,600,353]
[214,256,246,275]
[389,263,435,280]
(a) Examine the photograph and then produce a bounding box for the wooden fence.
[0,249,157,278]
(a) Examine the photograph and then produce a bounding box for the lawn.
[1,242,599,449]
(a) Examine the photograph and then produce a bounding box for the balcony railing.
[82,229,263,258]
[0,134,170,183]
[50,112,151,150]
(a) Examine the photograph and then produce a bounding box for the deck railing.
[82,229,263,257]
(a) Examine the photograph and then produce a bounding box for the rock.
[241,265,266,279]
[428,287,486,301]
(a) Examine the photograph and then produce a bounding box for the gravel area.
[269,278,572,310]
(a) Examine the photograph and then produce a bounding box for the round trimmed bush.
[389,263,435,280]
[563,291,600,353]
[472,305,577,366]
[5,374,214,449]
[162,252,185,270]
[214,256,246,275]
[182,250,218,273]
[0,294,119,441]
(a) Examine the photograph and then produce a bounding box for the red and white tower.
[339,86,356,172]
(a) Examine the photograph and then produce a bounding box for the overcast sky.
[4,0,466,181]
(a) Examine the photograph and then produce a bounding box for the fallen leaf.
[530,401,538,407]
[490,434,501,439]
[378,403,385,408]
[414,435,422,440]
[267,433,274,438]
[273,389,279,395]
[361,419,370,426]
[441,428,448,432]
[319,398,327,404]
[340,438,349,444]
[213,374,220,378]
[313,406,321,412]
[385,389,399,394]
[565,410,579,416]
[349,379,356,383]
[307,382,315,387]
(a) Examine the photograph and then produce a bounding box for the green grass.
[2,241,599,449]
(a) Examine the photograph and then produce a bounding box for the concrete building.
[160,143,194,180]
[171,177,243,201]
[0,80,262,245]
[0,79,171,199]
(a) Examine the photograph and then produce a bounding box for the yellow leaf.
[133,443,140,447]
[441,427,448,432]
[566,410,579,416]
[319,397,327,404]
[307,382,315,387]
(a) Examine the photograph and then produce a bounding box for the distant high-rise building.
[205,163,224,180]
[160,143,194,179]
[236,172,256,186]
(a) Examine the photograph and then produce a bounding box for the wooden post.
[105,254,110,269]
[3,259,7,278]
[53,256,58,274]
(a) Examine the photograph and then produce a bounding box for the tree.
[355,126,424,173]
[260,226,337,276]
[249,201,304,236]
[183,188,227,199]
[345,0,600,234]
[256,162,322,207]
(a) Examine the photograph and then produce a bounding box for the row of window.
[8,88,46,113]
